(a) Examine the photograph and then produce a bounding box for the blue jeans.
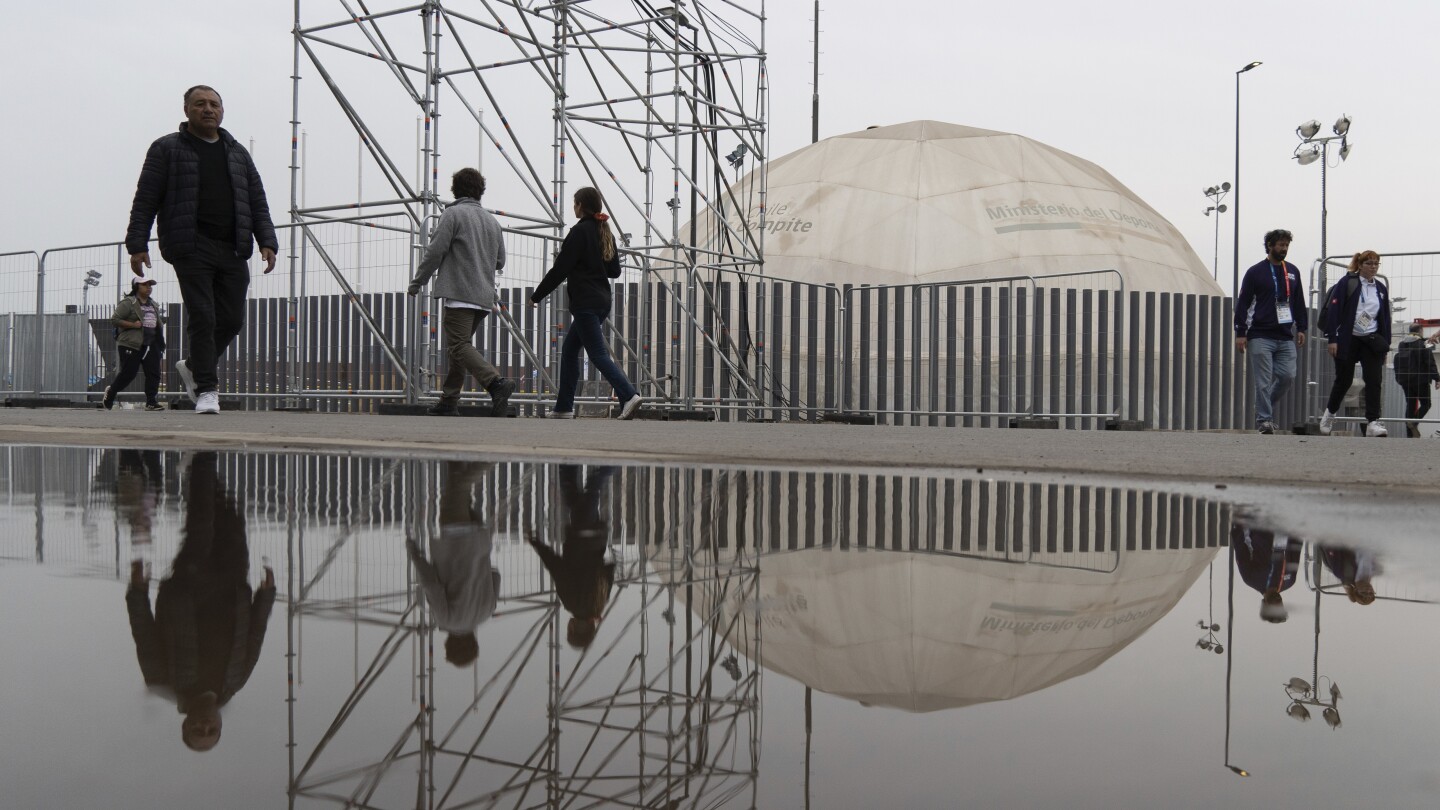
[1248,337,1296,425]
[555,309,637,412]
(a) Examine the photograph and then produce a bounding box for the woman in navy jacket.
[530,187,643,420]
[1318,250,1391,437]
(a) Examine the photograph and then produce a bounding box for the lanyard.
[1269,262,1290,302]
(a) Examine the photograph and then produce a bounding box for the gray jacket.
[408,198,506,309]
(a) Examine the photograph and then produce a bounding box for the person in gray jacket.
[104,276,167,411]
[408,168,516,417]
[405,461,501,667]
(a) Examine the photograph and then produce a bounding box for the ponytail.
[573,186,616,261]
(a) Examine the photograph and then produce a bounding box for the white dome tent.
[657,542,1215,713]
[680,121,1242,429]
[725,120,1219,294]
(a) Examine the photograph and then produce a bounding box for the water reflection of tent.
[676,545,1215,712]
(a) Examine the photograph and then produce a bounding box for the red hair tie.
[594,212,610,222]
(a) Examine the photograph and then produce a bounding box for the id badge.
[1275,303,1293,325]
[1356,311,1373,331]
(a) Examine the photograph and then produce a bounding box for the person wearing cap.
[105,276,167,411]
[125,85,278,415]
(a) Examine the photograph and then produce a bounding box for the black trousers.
[112,343,163,405]
[1402,383,1432,422]
[1325,336,1387,422]
[174,235,250,394]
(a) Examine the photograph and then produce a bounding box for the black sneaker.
[145,402,165,411]
[102,386,115,410]
[427,402,459,416]
[488,378,516,417]
[1257,421,1275,435]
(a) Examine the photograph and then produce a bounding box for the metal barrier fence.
[17,229,1439,430]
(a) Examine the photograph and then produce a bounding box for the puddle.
[1,446,1437,808]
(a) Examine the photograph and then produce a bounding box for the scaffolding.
[285,460,762,809]
[288,0,769,408]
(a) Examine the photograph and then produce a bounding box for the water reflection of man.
[1319,545,1379,605]
[1230,523,1303,623]
[115,449,165,551]
[405,461,501,667]
[529,465,617,649]
[126,452,275,751]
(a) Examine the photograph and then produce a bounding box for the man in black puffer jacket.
[126,85,278,415]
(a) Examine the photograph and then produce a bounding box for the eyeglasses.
[1362,261,1380,268]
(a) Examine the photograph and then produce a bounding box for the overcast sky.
[3,0,1437,295]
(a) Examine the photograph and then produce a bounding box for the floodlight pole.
[1232,61,1261,298]
[811,0,819,144]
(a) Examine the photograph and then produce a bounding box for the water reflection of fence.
[5,447,1234,594]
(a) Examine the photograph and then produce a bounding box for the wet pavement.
[2,444,1438,809]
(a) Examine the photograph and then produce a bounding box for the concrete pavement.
[2,406,1435,496]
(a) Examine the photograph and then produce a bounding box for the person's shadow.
[405,461,501,667]
[529,465,618,650]
[125,451,275,751]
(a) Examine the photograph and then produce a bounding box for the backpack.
[1394,336,1428,383]
[1316,273,1360,336]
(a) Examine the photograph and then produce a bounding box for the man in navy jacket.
[126,85,277,415]
[1234,229,1308,434]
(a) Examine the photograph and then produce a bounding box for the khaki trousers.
[439,307,500,404]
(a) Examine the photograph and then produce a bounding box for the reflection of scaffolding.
[286,463,760,809]
[289,1,768,407]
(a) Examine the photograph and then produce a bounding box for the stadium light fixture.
[1292,114,1353,293]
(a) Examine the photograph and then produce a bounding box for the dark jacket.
[126,580,275,712]
[530,217,622,312]
[125,124,278,264]
[1322,273,1390,356]
[1234,259,1307,340]
[1395,334,1440,389]
[1231,525,1302,595]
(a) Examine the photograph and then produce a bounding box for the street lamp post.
[1293,115,1353,296]
[1283,550,1343,729]
[1204,182,1231,280]
[1232,61,1261,298]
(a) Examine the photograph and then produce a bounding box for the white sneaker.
[176,359,197,400]
[1318,409,1335,436]
[195,391,220,414]
[1366,421,1387,438]
[547,409,574,419]
[618,394,643,420]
